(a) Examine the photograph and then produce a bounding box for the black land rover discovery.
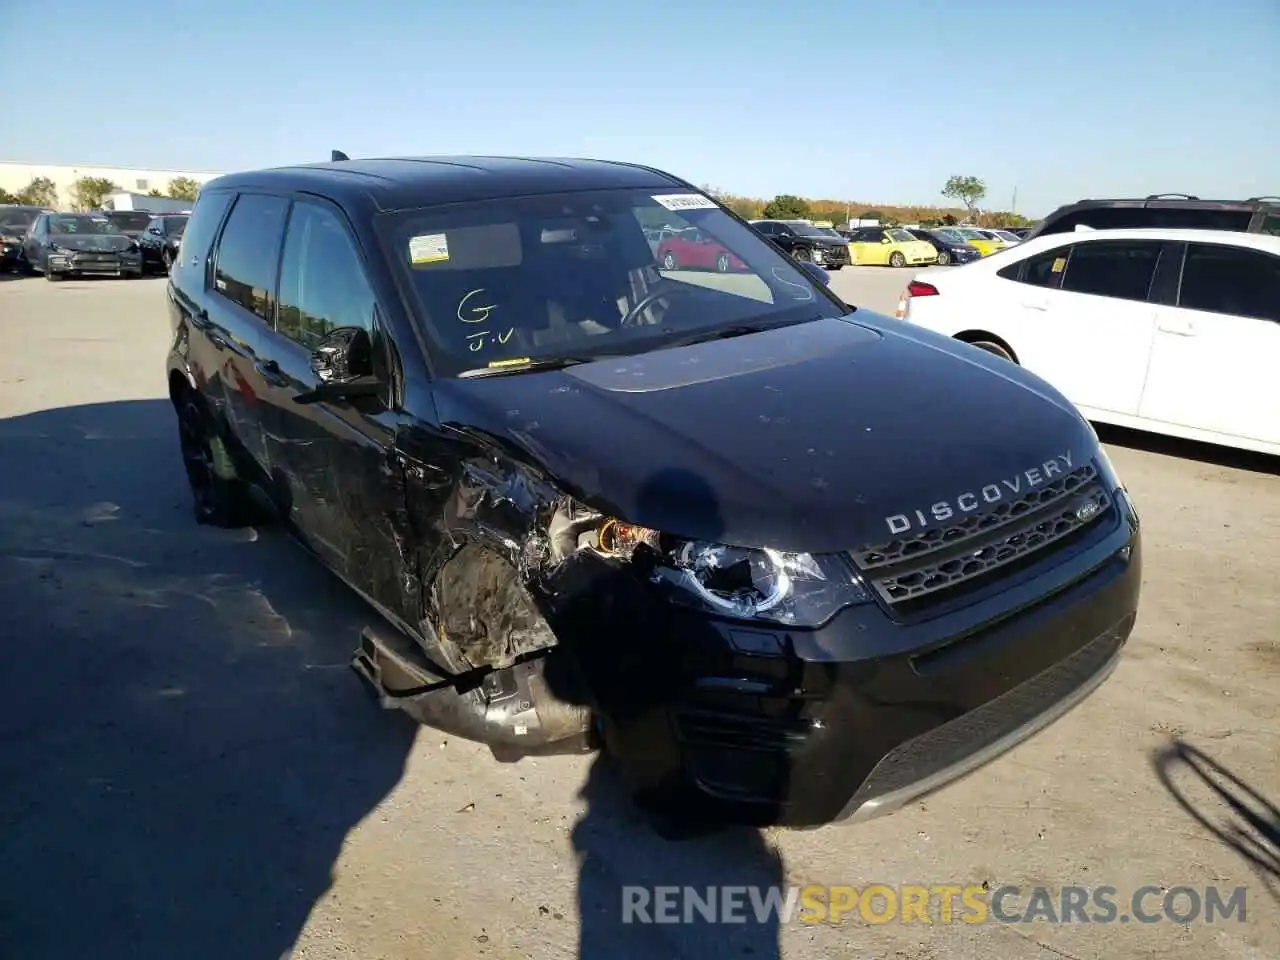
[1024,192,1280,240]
[164,155,1141,829]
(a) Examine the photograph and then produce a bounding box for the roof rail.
[1144,193,1199,200]
[1245,195,1280,202]
[331,150,350,162]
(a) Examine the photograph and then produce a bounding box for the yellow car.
[845,226,939,267]
[951,228,1006,257]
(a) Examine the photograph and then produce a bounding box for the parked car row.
[0,203,189,280]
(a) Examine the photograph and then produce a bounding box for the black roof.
[199,156,687,210]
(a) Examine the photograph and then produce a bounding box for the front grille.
[846,618,1128,807]
[821,245,850,265]
[851,463,1111,611]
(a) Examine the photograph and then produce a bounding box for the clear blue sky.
[2,0,1276,216]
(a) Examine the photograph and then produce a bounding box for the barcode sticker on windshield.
[652,193,718,212]
[409,233,450,264]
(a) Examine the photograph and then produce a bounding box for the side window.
[212,194,289,322]
[1059,240,1162,302]
[1178,243,1280,323]
[756,223,777,236]
[1000,244,1071,288]
[1260,215,1280,237]
[276,201,376,349]
[175,191,233,283]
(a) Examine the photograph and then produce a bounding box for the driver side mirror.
[294,326,382,405]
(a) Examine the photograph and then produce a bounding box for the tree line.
[699,174,1032,228]
[0,176,202,210]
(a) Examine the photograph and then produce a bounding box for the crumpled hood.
[50,233,134,253]
[432,315,1096,554]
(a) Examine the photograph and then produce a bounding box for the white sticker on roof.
[409,233,450,264]
[652,193,718,212]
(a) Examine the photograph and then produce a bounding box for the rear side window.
[276,201,376,349]
[1059,240,1162,302]
[174,191,232,284]
[212,194,289,322]
[1261,215,1280,237]
[1178,244,1280,323]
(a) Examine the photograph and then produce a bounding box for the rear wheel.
[176,394,265,527]
[889,251,906,268]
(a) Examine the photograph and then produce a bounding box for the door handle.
[1157,317,1196,336]
[254,359,289,385]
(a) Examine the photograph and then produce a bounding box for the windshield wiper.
[456,355,605,379]
[661,316,815,350]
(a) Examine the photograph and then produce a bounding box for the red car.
[655,229,747,273]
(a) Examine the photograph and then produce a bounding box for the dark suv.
[749,219,851,270]
[1024,193,1280,241]
[165,155,1141,830]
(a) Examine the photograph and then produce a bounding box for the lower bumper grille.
[843,616,1129,809]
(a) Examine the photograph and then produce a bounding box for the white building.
[0,161,223,210]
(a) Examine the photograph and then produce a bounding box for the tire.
[162,248,174,271]
[175,394,265,527]
[889,251,906,268]
[792,247,812,263]
[935,249,951,266]
[45,270,62,282]
[661,251,678,270]
[968,339,1016,363]
[715,253,730,273]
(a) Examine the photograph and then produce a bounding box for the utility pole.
[1011,185,1018,214]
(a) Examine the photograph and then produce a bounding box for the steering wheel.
[618,281,701,328]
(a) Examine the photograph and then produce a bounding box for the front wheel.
[45,270,63,282]
[935,250,950,266]
[661,251,678,270]
[715,253,730,273]
[889,251,907,268]
[162,248,174,271]
[791,247,812,263]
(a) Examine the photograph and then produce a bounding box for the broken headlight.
[650,540,870,627]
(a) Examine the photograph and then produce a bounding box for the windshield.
[887,228,915,243]
[105,211,153,232]
[786,222,832,238]
[0,209,40,232]
[994,230,1020,241]
[378,188,846,377]
[956,228,987,240]
[932,228,965,243]
[48,215,123,235]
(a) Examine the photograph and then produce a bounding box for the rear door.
[203,192,290,476]
[1138,241,1280,445]
[999,239,1163,416]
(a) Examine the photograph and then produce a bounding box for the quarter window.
[1000,245,1071,289]
[1260,215,1280,237]
[1178,243,1280,323]
[1059,240,1162,302]
[276,201,376,348]
[212,194,288,322]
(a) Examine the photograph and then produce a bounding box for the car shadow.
[1152,739,1280,907]
[0,398,417,960]
[1093,423,1279,475]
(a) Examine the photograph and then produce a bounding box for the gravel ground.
[0,271,1275,960]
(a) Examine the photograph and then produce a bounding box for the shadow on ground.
[0,399,417,960]
[1152,739,1280,906]
[1094,423,1279,475]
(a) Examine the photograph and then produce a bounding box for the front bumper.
[809,245,851,268]
[589,488,1141,828]
[48,250,142,276]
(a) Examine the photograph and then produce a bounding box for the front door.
[1006,238,1163,416]
[1139,241,1280,446]
[252,197,416,623]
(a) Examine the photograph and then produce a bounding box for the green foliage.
[858,210,883,221]
[761,194,810,220]
[16,177,58,208]
[0,186,17,204]
[941,175,987,218]
[69,176,119,211]
[167,177,201,201]
[147,189,165,198]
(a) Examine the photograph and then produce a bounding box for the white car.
[895,227,1280,457]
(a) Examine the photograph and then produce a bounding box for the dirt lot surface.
[0,271,1276,960]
